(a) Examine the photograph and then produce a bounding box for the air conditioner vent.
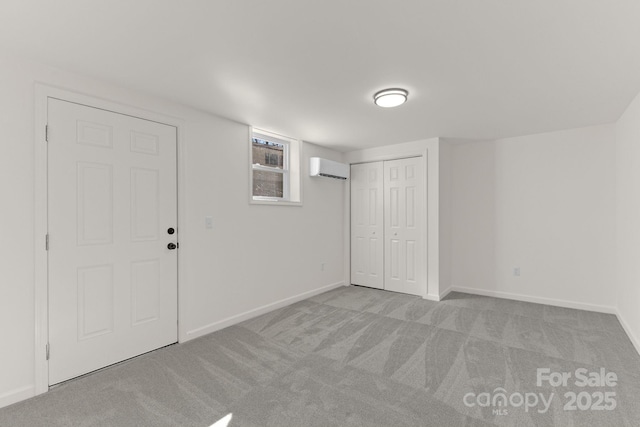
[310,157,349,180]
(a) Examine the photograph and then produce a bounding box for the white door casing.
[384,157,423,296]
[47,98,178,385]
[350,162,384,289]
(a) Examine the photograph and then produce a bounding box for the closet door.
[350,162,384,289]
[384,157,422,295]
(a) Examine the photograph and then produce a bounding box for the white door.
[384,157,422,296]
[350,162,384,289]
[48,98,178,385]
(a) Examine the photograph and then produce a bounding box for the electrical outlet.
[205,216,213,229]
[514,267,521,276]
[320,262,326,271]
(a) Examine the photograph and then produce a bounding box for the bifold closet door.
[350,162,384,289]
[384,157,422,295]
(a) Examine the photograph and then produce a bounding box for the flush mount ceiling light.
[373,88,409,108]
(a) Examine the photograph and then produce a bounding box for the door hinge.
[45,125,49,142]
[45,234,49,251]
[46,343,50,361]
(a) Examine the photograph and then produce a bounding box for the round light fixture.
[373,88,408,108]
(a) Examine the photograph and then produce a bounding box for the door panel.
[368,237,380,277]
[389,238,400,280]
[131,167,160,241]
[48,98,178,385]
[77,162,113,245]
[131,259,161,325]
[350,162,384,289]
[77,265,114,340]
[384,157,423,296]
[406,241,416,282]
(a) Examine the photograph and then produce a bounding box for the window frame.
[249,127,302,206]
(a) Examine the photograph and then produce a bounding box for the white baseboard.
[439,287,453,301]
[614,308,640,357]
[449,286,617,314]
[0,385,34,409]
[424,293,441,302]
[184,281,345,341]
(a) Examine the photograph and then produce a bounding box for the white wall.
[344,138,442,300]
[0,53,39,406]
[183,129,346,338]
[615,88,640,352]
[0,52,345,408]
[450,125,617,312]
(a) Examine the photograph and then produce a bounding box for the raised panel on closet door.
[384,157,422,296]
[350,162,384,289]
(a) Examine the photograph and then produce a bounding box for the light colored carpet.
[1,286,639,426]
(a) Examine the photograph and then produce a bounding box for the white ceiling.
[2,1,640,151]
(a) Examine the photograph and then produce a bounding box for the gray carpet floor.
[1,286,639,426]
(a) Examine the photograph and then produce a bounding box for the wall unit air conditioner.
[309,157,349,180]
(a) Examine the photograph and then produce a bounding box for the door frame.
[34,84,187,395]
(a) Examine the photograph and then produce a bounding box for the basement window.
[250,128,302,205]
